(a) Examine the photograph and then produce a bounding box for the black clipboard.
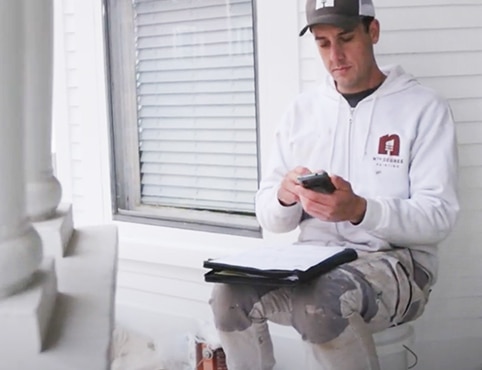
[203,247,357,286]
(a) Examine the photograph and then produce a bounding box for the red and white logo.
[373,134,403,168]
[378,134,400,156]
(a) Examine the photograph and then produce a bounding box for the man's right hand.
[277,166,311,206]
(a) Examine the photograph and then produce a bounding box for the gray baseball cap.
[300,0,376,36]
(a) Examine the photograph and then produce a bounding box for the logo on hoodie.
[373,134,404,168]
[378,134,400,156]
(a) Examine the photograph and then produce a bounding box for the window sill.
[115,206,261,238]
[113,218,265,269]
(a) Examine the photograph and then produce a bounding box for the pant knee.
[210,284,271,332]
[292,301,349,343]
[291,270,358,344]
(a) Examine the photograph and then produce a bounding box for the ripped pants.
[209,248,431,370]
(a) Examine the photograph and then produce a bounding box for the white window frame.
[104,0,262,237]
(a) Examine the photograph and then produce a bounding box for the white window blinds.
[133,0,258,214]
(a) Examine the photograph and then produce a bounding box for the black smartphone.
[297,171,336,194]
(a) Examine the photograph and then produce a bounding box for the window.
[105,0,260,236]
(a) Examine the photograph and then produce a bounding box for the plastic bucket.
[374,324,415,370]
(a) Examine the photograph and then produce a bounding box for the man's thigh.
[212,248,429,336]
[337,248,429,332]
[290,248,429,339]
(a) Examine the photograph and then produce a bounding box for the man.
[210,0,459,369]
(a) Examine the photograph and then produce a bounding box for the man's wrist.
[277,187,297,207]
[278,198,297,207]
[350,196,367,225]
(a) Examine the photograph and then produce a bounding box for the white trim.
[75,0,111,224]
[91,0,113,223]
[52,0,73,203]
[256,0,300,173]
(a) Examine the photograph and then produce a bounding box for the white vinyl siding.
[300,1,482,368]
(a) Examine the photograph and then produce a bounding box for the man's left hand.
[297,175,367,224]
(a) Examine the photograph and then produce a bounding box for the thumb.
[331,175,351,191]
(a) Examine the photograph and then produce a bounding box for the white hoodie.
[255,65,459,283]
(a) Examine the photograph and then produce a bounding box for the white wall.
[53,0,482,369]
[377,3,482,369]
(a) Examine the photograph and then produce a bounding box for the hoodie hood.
[322,64,419,100]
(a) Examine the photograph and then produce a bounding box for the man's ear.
[370,19,380,44]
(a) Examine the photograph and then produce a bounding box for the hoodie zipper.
[335,105,355,237]
[347,107,355,181]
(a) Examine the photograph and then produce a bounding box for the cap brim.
[299,14,361,36]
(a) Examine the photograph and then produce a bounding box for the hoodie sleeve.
[255,108,303,233]
[358,98,460,246]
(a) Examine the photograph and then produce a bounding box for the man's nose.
[330,43,344,63]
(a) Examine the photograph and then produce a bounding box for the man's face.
[311,20,380,94]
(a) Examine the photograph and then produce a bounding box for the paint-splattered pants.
[209,248,431,370]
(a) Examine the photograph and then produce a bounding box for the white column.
[24,0,62,221]
[0,1,43,298]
